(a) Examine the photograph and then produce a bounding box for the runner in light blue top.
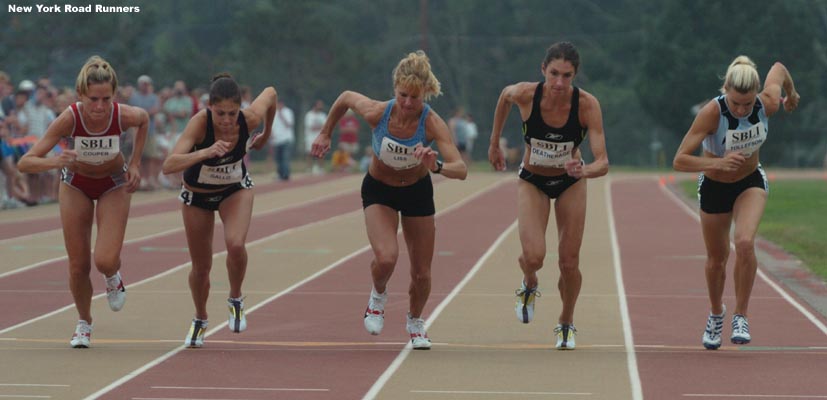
[372,98,432,169]
[673,55,799,350]
[311,50,467,350]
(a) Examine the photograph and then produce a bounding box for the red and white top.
[67,102,123,165]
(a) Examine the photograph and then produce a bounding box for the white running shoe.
[515,282,540,323]
[554,324,577,350]
[227,297,247,333]
[363,289,387,335]
[70,320,92,348]
[185,319,207,348]
[406,313,431,350]
[105,272,126,312]
[731,314,751,345]
[702,305,726,350]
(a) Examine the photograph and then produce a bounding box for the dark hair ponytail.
[209,72,241,105]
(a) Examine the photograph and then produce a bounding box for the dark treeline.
[3,0,825,166]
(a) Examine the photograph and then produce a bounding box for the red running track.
[613,178,827,399]
[95,180,519,399]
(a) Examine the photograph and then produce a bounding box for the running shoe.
[70,320,92,348]
[185,319,207,348]
[406,313,431,350]
[731,314,751,345]
[228,297,247,333]
[105,272,126,312]
[554,324,577,350]
[515,282,541,323]
[363,289,387,335]
[702,305,726,350]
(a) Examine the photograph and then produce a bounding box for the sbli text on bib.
[379,136,421,170]
[197,160,244,185]
[725,121,766,157]
[528,138,573,168]
[74,136,120,165]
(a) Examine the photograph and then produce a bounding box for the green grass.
[679,179,827,279]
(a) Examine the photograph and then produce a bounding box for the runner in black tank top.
[488,41,609,350]
[522,82,585,149]
[182,108,250,192]
[162,73,277,348]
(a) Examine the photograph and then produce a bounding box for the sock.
[105,272,121,289]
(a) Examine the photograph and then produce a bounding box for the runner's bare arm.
[162,110,227,174]
[17,109,76,173]
[673,101,744,173]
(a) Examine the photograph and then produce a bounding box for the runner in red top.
[18,55,149,348]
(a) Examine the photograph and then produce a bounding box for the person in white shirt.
[270,100,295,180]
[304,99,326,174]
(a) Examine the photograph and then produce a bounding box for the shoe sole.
[731,338,751,345]
[703,342,721,350]
[412,340,431,350]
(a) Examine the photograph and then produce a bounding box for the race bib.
[528,138,573,168]
[725,122,766,157]
[74,136,120,165]
[378,136,421,170]
[197,160,244,185]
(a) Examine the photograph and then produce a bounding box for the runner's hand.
[125,164,141,193]
[311,135,331,158]
[488,145,506,171]
[414,145,438,170]
[248,133,267,151]
[55,149,77,169]
[783,91,800,113]
[204,140,231,159]
[565,159,586,178]
[718,152,746,172]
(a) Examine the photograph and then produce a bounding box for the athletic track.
[0,171,825,400]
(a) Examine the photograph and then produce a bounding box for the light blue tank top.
[702,94,768,157]
[372,99,432,156]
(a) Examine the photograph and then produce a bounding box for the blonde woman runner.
[311,51,467,350]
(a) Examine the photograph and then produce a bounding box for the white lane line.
[83,244,370,400]
[0,384,68,387]
[362,220,519,400]
[606,177,644,400]
[411,390,592,395]
[0,185,358,279]
[683,395,827,398]
[659,182,827,336]
[150,386,328,392]
[0,203,362,337]
[132,398,256,400]
[85,178,510,400]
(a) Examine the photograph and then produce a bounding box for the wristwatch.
[432,160,443,174]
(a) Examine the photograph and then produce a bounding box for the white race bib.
[528,138,573,168]
[378,136,421,170]
[74,136,120,165]
[197,160,244,185]
[725,122,766,157]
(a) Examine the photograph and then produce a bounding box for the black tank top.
[183,109,250,190]
[522,82,586,147]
